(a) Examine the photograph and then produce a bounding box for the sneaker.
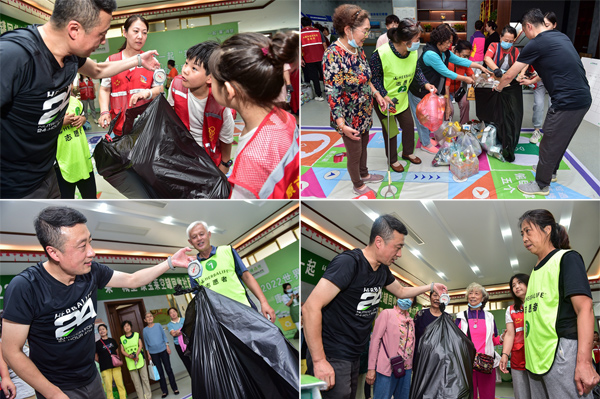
[361,173,384,183]
[518,181,550,196]
[353,185,376,196]
[420,144,439,154]
[429,138,439,147]
[314,96,325,102]
[530,129,542,144]
[532,165,557,182]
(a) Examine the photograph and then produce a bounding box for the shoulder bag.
[100,339,123,368]
[464,311,494,374]
[380,322,412,378]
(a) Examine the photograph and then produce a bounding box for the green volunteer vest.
[194,246,251,307]
[56,97,93,183]
[376,43,418,115]
[524,249,570,374]
[120,332,145,370]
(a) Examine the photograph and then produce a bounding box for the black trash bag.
[182,286,299,399]
[474,83,523,162]
[410,312,476,399]
[93,95,231,198]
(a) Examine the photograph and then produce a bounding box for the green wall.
[0,14,29,34]
[89,22,238,72]
[249,241,300,339]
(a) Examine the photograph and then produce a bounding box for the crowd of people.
[301,5,592,198]
[303,209,598,399]
[0,0,300,200]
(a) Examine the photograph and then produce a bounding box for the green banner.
[0,15,29,34]
[250,241,300,339]
[301,248,330,285]
[0,273,192,309]
[89,22,238,72]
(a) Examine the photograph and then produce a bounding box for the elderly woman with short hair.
[455,282,502,399]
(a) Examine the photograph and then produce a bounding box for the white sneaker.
[314,96,325,102]
[530,129,542,144]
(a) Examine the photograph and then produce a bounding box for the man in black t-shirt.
[2,206,195,399]
[303,214,447,399]
[0,0,161,199]
[495,8,592,197]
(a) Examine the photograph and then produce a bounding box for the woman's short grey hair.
[466,282,489,308]
[186,221,209,238]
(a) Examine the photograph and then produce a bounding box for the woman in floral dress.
[323,4,386,196]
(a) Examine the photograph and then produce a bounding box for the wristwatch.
[221,159,233,168]
[137,54,142,68]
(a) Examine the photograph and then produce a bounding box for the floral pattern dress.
[322,42,374,134]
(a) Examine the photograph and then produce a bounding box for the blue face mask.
[468,301,483,309]
[286,289,292,294]
[348,30,359,48]
[397,298,412,310]
[407,41,420,51]
[500,41,513,50]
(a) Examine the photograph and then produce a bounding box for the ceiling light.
[162,216,173,225]
[471,266,480,272]
[410,248,421,257]
[559,215,571,231]
[98,203,109,213]
[501,228,512,239]
[437,271,446,279]
[451,238,462,249]
[510,259,519,267]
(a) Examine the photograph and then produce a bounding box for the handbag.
[100,338,123,368]
[464,311,495,374]
[380,322,412,379]
[148,360,161,380]
[454,87,466,103]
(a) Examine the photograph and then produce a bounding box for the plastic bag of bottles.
[450,144,479,180]
[432,136,457,167]
[457,131,482,156]
[416,92,446,131]
[476,123,505,162]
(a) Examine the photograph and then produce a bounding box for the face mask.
[397,298,412,310]
[407,41,420,51]
[286,289,292,294]
[468,301,483,309]
[348,30,359,48]
[500,41,513,50]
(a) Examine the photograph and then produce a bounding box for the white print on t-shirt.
[356,288,382,317]
[54,295,96,341]
[37,88,70,131]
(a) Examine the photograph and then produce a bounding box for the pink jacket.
[368,307,415,376]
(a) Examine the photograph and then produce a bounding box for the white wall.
[212,0,299,33]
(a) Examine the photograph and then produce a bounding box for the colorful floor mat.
[300,127,600,199]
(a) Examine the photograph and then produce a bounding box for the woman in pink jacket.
[366,297,416,399]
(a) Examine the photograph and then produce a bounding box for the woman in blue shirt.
[408,25,489,154]
[167,307,192,376]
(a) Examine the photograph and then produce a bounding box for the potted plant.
[454,24,465,32]
[423,24,432,32]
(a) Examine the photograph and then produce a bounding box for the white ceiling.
[0,0,298,32]
[0,200,298,274]
[301,200,600,294]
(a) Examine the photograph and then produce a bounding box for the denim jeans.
[372,369,412,399]
[408,92,433,147]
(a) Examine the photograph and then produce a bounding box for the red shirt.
[485,42,520,70]
[301,26,325,64]
[445,62,474,94]
[593,344,600,364]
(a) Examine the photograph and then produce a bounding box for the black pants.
[304,61,323,97]
[536,105,590,188]
[54,166,97,199]
[174,344,192,376]
[150,350,178,394]
[307,351,360,399]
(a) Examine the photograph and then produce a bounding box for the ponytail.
[519,209,571,249]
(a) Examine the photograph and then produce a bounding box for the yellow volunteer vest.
[56,97,93,183]
[524,249,570,374]
[376,42,418,115]
[195,246,251,307]
[120,332,145,370]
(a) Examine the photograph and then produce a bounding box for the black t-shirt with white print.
[3,261,114,390]
[0,25,87,197]
[321,249,395,360]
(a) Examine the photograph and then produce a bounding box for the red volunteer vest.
[170,75,225,166]
[301,26,325,64]
[79,78,95,101]
[229,107,299,199]
[509,304,526,370]
[109,51,154,136]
